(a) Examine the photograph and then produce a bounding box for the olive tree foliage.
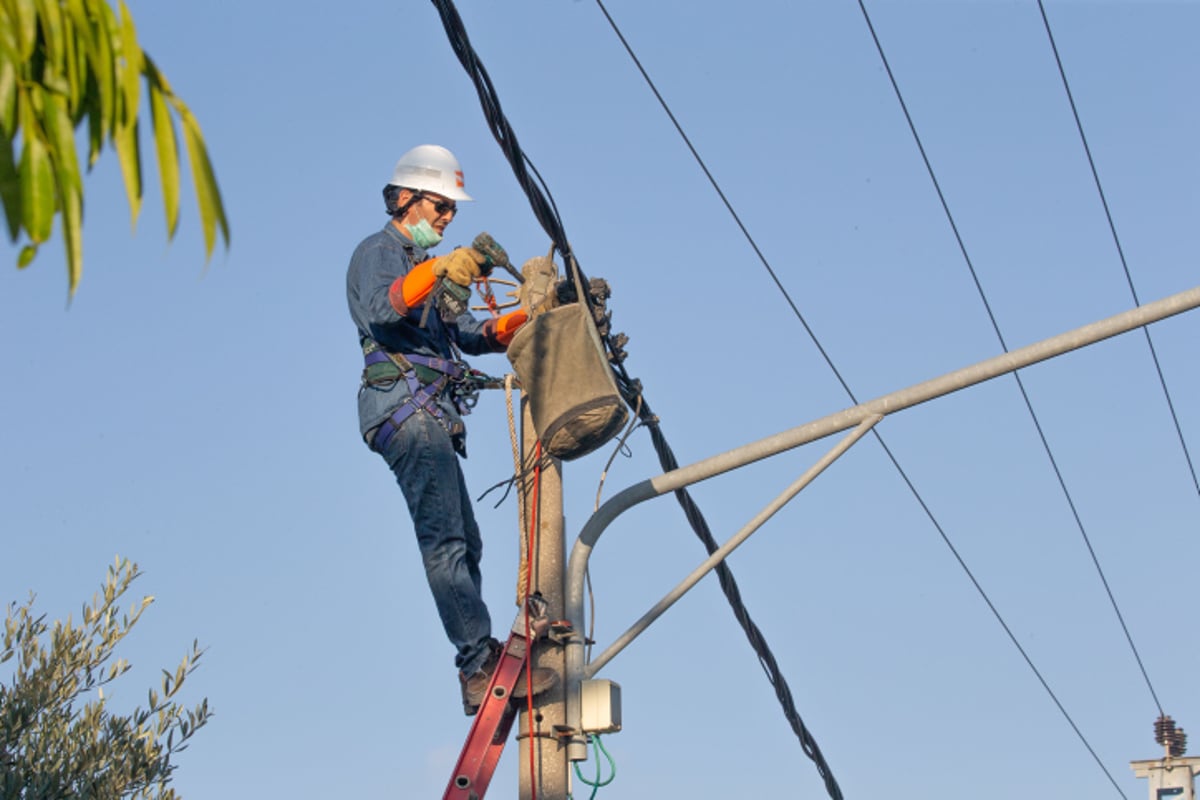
[0,0,229,297]
[0,558,210,799]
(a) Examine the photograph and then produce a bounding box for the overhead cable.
[858,0,1164,790]
[857,0,1166,724]
[1035,0,1199,502]
[594,0,1129,796]
[427,1,844,798]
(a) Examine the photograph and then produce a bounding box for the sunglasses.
[422,195,457,216]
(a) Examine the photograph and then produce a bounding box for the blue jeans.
[378,408,494,675]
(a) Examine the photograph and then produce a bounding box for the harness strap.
[372,375,449,453]
[363,348,466,381]
[405,353,466,379]
[361,341,467,452]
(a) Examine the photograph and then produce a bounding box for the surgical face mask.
[404,218,443,249]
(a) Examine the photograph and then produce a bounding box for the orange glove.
[389,248,487,314]
[389,258,437,313]
[488,308,528,347]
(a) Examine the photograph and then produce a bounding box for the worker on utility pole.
[345,144,555,715]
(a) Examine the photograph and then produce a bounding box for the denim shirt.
[346,222,500,442]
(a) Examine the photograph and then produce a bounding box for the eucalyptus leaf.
[89,0,115,137]
[10,0,37,62]
[117,0,141,124]
[148,78,178,236]
[42,92,80,194]
[17,242,36,268]
[0,60,16,138]
[180,108,229,257]
[36,0,66,77]
[5,0,228,293]
[60,179,82,295]
[18,126,54,243]
[113,116,141,227]
[0,134,20,239]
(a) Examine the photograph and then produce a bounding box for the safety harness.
[361,338,499,453]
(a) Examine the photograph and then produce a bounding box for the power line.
[588,0,853,402]
[428,2,844,798]
[856,0,1165,723]
[1034,0,1200,502]
[594,0,1131,795]
[857,0,1170,777]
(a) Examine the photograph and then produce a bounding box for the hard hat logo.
[388,144,474,202]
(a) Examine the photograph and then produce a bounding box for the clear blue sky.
[3,1,1198,798]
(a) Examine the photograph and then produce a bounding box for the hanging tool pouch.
[506,266,628,461]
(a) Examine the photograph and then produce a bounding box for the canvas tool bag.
[506,267,628,460]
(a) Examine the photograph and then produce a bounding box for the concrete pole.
[1130,757,1200,799]
[517,398,570,800]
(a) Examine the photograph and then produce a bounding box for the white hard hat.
[388,144,473,201]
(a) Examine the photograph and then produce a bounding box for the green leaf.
[178,107,229,257]
[116,0,141,124]
[8,0,36,62]
[147,74,178,237]
[0,59,16,138]
[17,99,54,243]
[0,134,20,240]
[45,90,84,292]
[2,562,209,794]
[17,243,36,267]
[41,90,86,293]
[62,7,83,117]
[35,0,67,79]
[42,92,80,195]
[88,0,115,137]
[113,117,140,228]
[64,0,93,123]
[83,84,102,168]
[60,179,82,296]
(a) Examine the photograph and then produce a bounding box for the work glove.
[490,309,529,347]
[433,247,486,287]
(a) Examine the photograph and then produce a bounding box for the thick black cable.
[596,0,1129,795]
[428,2,844,797]
[430,0,572,261]
[1035,3,1200,499]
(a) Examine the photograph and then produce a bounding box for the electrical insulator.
[1157,715,1177,746]
[1172,728,1188,758]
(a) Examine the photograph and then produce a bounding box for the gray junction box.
[580,679,622,735]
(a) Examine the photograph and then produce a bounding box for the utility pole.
[517,398,569,799]
[1132,716,1199,800]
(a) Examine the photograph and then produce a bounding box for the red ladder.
[443,597,548,800]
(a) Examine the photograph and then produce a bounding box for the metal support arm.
[562,285,1200,760]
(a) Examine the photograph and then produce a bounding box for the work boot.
[459,638,558,716]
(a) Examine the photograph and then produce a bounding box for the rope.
[523,440,543,800]
[508,374,530,605]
